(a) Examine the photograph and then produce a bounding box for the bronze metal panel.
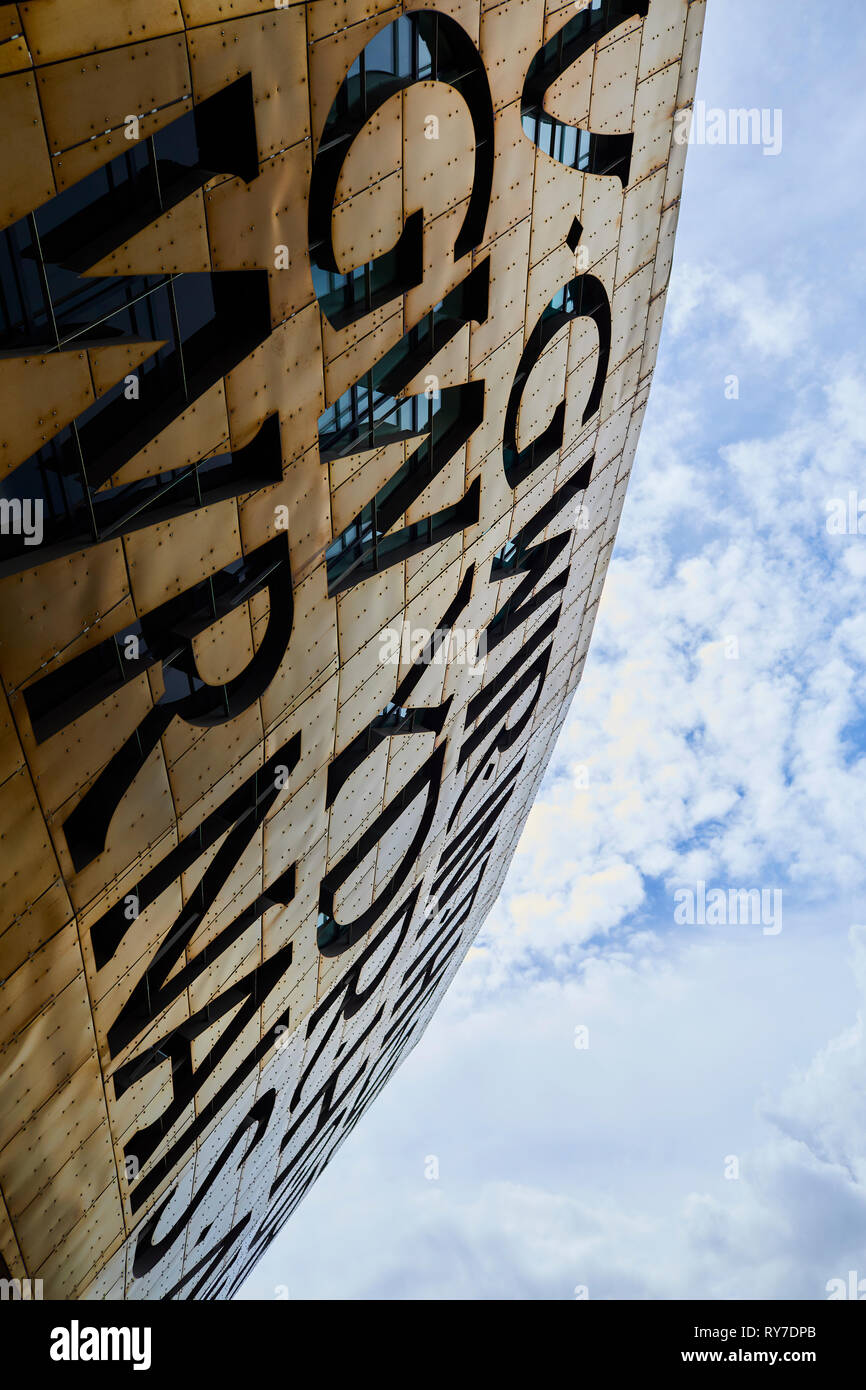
[629,57,679,187]
[403,80,476,221]
[609,257,654,369]
[189,604,255,686]
[464,329,522,472]
[0,352,94,476]
[332,441,406,536]
[239,441,329,584]
[331,168,403,269]
[477,101,535,252]
[20,671,160,824]
[308,0,398,48]
[165,705,264,821]
[124,495,241,612]
[527,143,583,268]
[469,216,531,367]
[105,379,230,487]
[20,0,185,64]
[336,562,405,667]
[588,22,641,132]
[258,564,338,730]
[480,0,544,112]
[335,92,403,205]
[0,70,55,225]
[0,941,96,1136]
[408,0,481,46]
[0,1187,26,1280]
[323,304,402,401]
[0,10,22,47]
[89,191,211,276]
[206,142,313,325]
[87,341,168,401]
[406,528,465,604]
[33,1183,124,1299]
[404,197,472,325]
[0,540,132,693]
[0,766,62,934]
[0,879,73,985]
[224,302,323,459]
[0,681,25,791]
[638,0,686,82]
[307,9,397,145]
[516,328,569,448]
[38,38,192,191]
[188,7,310,159]
[50,736,176,914]
[182,0,288,21]
[0,1058,114,1238]
[0,35,31,78]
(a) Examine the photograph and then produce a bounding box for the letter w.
[0,75,274,576]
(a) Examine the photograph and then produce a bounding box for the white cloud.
[665,264,807,361]
[241,923,865,1300]
[456,350,866,999]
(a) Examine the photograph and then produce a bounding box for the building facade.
[0,0,703,1299]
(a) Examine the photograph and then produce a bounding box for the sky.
[241,0,866,1301]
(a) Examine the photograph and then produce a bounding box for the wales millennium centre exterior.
[0,0,703,1299]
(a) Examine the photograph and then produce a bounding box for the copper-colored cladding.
[0,353,96,476]
[106,380,230,487]
[481,0,544,113]
[0,70,56,222]
[0,0,704,1297]
[188,8,311,157]
[89,192,211,276]
[19,0,187,64]
[38,38,193,191]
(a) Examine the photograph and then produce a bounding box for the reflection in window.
[0,77,273,575]
[521,0,649,186]
[310,11,493,324]
[318,260,488,462]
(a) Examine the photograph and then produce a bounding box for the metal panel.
[20,0,185,64]
[0,35,31,79]
[37,38,192,190]
[207,142,314,326]
[629,56,680,186]
[0,70,55,224]
[0,766,62,933]
[403,82,476,220]
[89,191,210,275]
[0,352,94,476]
[480,0,544,113]
[188,7,310,159]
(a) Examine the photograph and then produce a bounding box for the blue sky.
[241,0,866,1300]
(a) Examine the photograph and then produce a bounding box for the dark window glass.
[366,25,396,78]
[0,217,48,344]
[153,111,201,171]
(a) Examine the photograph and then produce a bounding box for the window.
[0,78,273,575]
[310,12,494,324]
[521,0,649,186]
